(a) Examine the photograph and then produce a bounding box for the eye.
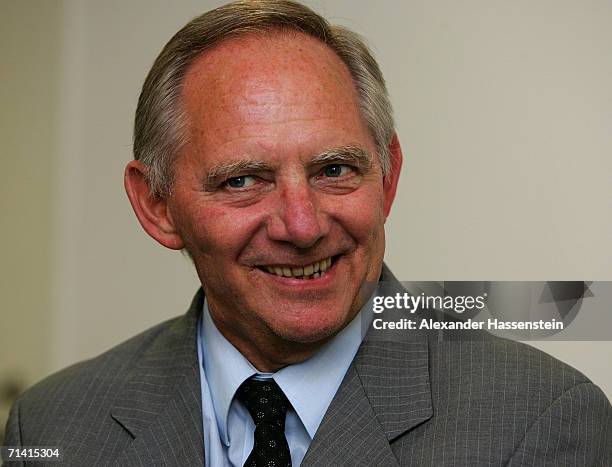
[323,164,353,178]
[226,175,256,189]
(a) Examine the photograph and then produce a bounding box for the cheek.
[175,200,265,259]
[331,186,386,243]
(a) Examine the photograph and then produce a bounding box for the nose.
[266,180,328,249]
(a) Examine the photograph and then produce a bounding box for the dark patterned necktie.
[236,377,292,467]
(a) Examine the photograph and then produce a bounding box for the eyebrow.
[205,160,273,190]
[310,146,373,170]
[204,145,373,190]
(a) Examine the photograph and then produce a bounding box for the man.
[4,1,611,466]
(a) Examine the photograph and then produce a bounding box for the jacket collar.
[301,265,433,466]
[111,290,206,465]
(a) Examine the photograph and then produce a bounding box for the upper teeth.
[265,257,332,279]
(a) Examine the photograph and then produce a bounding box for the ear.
[382,132,403,218]
[124,160,185,250]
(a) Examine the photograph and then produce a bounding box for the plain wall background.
[2,0,611,425]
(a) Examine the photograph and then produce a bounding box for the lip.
[257,255,337,269]
[255,255,340,290]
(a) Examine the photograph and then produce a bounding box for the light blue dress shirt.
[197,294,374,467]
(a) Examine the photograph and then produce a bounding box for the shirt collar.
[200,291,375,443]
[273,302,370,438]
[201,302,258,444]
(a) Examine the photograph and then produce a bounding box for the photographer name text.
[373,317,564,331]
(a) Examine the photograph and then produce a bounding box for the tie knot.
[236,377,290,428]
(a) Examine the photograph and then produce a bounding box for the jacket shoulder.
[417,335,612,464]
[5,316,181,445]
[430,336,594,402]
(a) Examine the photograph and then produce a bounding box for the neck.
[217,319,332,372]
[207,309,333,373]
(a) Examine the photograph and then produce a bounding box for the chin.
[275,325,337,344]
[267,306,354,344]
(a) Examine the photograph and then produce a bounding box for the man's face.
[167,33,395,365]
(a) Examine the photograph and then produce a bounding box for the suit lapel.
[111,290,205,466]
[302,266,433,466]
[364,265,434,441]
[355,338,433,440]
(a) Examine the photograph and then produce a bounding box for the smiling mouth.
[258,256,335,280]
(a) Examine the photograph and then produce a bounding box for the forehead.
[182,30,358,106]
[179,32,370,158]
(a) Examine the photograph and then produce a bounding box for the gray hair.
[133,0,395,197]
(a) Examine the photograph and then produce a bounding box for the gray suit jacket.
[4,267,612,466]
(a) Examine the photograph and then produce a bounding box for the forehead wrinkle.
[182,32,362,131]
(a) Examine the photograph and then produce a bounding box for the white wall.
[0,1,62,418]
[2,1,611,405]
